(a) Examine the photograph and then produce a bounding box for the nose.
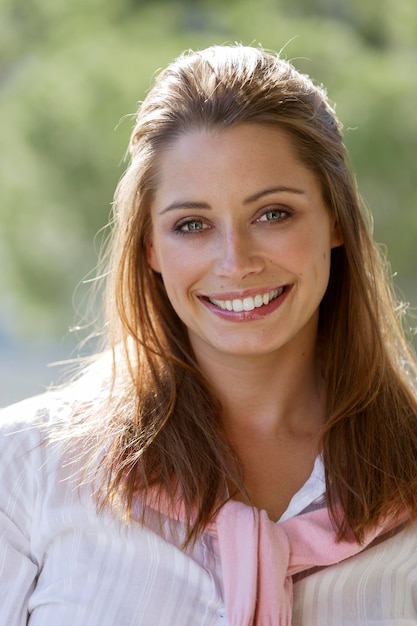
[214,226,264,280]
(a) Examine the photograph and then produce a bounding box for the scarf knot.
[145,488,407,625]
[211,501,407,625]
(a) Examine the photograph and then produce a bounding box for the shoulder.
[0,388,102,525]
[0,391,71,441]
[0,351,114,442]
[0,392,76,486]
[0,393,76,541]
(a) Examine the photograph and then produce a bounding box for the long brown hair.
[68,45,417,544]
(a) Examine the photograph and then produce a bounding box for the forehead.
[153,123,322,202]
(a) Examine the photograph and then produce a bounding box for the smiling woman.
[1,45,417,626]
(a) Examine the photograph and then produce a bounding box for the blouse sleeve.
[0,398,46,626]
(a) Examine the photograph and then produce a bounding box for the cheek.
[151,243,195,292]
[289,233,331,281]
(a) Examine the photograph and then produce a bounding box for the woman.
[1,44,417,625]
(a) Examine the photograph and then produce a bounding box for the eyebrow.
[243,185,306,204]
[158,185,306,214]
[158,200,211,215]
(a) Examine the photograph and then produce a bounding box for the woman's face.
[147,124,342,364]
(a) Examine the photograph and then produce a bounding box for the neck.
[193,341,326,440]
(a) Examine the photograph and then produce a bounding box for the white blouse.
[1,393,417,625]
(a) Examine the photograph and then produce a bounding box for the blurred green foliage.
[0,0,416,337]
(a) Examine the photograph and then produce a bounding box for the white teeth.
[209,288,284,312]
[232,299,243,312]
[243,297,254,311]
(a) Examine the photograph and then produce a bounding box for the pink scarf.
[147,493,406,625]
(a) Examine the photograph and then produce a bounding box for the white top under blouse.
[1,393,417,625]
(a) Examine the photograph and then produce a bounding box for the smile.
[208,287,285,312]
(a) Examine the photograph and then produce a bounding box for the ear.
[145,237,161,273]
[330,219,343,249]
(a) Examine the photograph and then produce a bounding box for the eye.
[256,207,292,223]
[174,218,208,234]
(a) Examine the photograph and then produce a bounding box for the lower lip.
[200,287,291,322]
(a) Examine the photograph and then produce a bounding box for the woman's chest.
[292,525,417,625]
[29,497,226,626]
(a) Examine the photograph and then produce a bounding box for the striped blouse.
[1,393,417,625]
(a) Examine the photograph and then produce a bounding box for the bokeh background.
[1,0,416,406]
